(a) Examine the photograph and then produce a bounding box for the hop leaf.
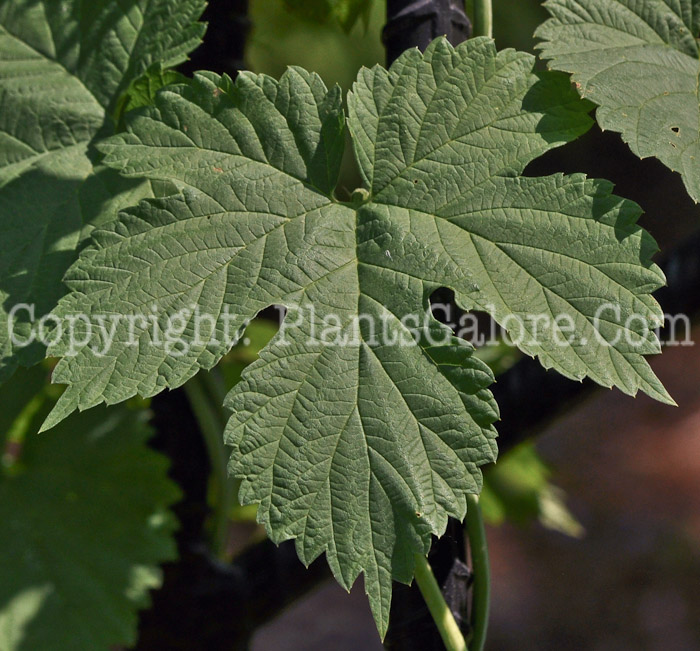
[44,38,670,632]
[0,367,179,650]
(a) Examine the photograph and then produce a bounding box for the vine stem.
[184,372,233,560]
[465,494,490,651]
[473,0,493,38]
[1,391,44,474]
[413,553,468,651]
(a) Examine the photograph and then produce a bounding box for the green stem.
[201,366,228,413]
[465,494,490,651]
[413,553,468,651]
[473,0,493,38]
[1,391,45,475]
[184,372,233,560]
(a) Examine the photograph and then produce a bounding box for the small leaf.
[480,442,584,538]
[536,0,700,202]
[115,63,188,123]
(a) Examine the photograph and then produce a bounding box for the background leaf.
[0,0,206,382]
[481,442,584,538]
[283,0,373,32]
[0,367,180,651]
[536,0,700,203]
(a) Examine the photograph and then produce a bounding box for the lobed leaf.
[348,37,671,403]
[45,38,671,632]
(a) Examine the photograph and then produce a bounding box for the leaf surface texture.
[45,38,670,631]
[0,0,206,380]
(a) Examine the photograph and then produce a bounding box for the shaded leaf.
[115,63,187,123]
[0,0,206,381]
[0,368,179,650]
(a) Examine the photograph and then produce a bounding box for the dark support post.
[383,0,471,65]
[383,2,474,648]
[179,0,250,78]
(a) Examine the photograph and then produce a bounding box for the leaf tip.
[39,391,77,433]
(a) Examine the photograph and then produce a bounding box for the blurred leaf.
[248,0,384,91]
[219,319,279,391]
[0,370,180,650]
[283,0,372,32]
[481,442,584,538]
[537,485,585,538]
[473,338,521,376]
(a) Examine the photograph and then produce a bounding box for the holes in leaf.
[671,126,680,134]
[220,311,281,384]
[429,288,521,373]
[429,288,496,346]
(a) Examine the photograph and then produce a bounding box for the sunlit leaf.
[44,38,669,633]
[536,0,700,202]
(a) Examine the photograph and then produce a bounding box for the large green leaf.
[43,38,669,633]
[536,0,700,202]
[0,367,179,650]
[0,0,206,382]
